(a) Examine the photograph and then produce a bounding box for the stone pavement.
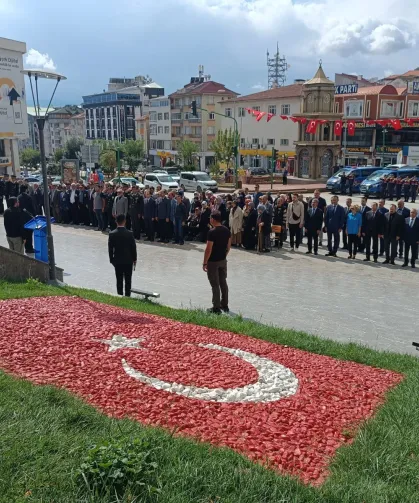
[0,214,417,356]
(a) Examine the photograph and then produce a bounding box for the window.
[268,105,277,115]
[184,112,191,120]
[150,124,157,135]
[280,139,289,146]
[173,126,181,136]
[157,113,163,120]
[158,126,163,134]
[184,97,191,106]
[267,138,275,145]
[208,96,215,104]
[160,100,169,107]
[150,112,157,121]
[344,100,364,118]
[251,138,259,145]
[150,141,157,149]
[408,101,419,117]
[225,108,232,117]
[157,140,164,149]
[335,102,339,113]
[194,126,202,135]
[281,104,290,115]
[381,100,403,118]
[164,126,170,134]
[164,112,169,120]
[174,99,182,107]
[366,100,371,118]
[240,138,245,147]
[207,126,215,134]
[209,112,215,120]
[238,107,246,117]
[184,126,191,134]
[172,113,182,120]
[253,106,260,112]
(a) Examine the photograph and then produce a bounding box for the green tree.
[20,148,41,169]
[176,140,199,168]
[100,150,117,175]
[122,139,145,171]
[54,148,65,163]
[64,137,84,159]
[211,128,239,170]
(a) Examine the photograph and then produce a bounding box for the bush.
[77,438,161,501]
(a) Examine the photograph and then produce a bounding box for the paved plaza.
[1,191,418,356]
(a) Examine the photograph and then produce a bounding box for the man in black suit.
[363,202,385,263]
[402,208,419,268]
[308,190,327,246]
[383,204,404,265]
[397,199,410,259]
[17,185,36,254]
[342,197,352,250]
[304,198,323,255]
[324,196,345,257]
[358,196,371,253]
[108,214,137,296]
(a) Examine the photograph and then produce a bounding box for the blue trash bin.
[24,216,55,263]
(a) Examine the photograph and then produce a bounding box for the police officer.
[387,175,395,201]
[395,177,403,200]
[129,185,144,240]
[411,176,418,203]
[403,177,411,202]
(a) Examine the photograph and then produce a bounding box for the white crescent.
[122,343,298,403]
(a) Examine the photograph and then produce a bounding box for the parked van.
[179,172,218,193]
[361,167,419,196]
[326,166,379,194]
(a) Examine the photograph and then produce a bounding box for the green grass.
[0,280,419,503]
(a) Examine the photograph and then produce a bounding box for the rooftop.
[227,83,303,103]
[305,63,334,86]
[170,80,238,97]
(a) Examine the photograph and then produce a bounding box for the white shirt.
[70,190,76,204]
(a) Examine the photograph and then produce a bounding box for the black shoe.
[305,251,312,254]
[382,260,390,264]
[373,258,378,263]
[158,239,164,243]
[412,264,416,269]
[314,251,318,255]
[379,253,384,257]
[325,252,333,256]
[207,307,222,315]
[221,306,229,313]
[348,255,352,259]
[402,263,408,267]
[390,261,396,265]
[363,258,370,262]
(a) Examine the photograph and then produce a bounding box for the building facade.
[216,83,303,171]
[148,97,174,166]
[334,84,419,166]
[294,64,342,179]
[43,106,84,158]
[169,73,238,170]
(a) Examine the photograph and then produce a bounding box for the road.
[0,190,417,356]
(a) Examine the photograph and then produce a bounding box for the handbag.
[272,225,282,233]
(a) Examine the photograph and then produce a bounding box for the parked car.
[143,173,179,191]
[361,167,419,196]
[109,177,145,188]
[326,166,379,194]
[249,167,268,176]
[179,171,218,193]
[24,176,41,184]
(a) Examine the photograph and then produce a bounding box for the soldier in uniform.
[395,177,403,200]
[347,172,354,197]
[129,185,144,241]
[410,176,418,203]
[403,177,411,202]
[106,186,117,231]
[387,175,395,201]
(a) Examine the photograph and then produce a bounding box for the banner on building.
[61,159,80,184]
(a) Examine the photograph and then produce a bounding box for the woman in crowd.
[273,196,287,248]
[257,204,272,253]
[243,202,257,250]
[199,201,211,242]
[229,199,243,247]
[346,203,362,260]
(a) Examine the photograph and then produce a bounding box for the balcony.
[172,119,182,123]
[187,117,201,123]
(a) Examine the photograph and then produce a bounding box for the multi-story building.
[216,83,304,172]
[43,106,84,157]
[169,70,238,170]
[334,84,419,166]
[147,97,174,166]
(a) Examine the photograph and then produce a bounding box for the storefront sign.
[375,147,401,154]
[345,147,372,155]
[355,121,419,129]
[335,84,358,95]
[407,81,419,95]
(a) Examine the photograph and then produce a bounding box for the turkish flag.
[256,112,267,122]
[251,109,260,116]
[391,119,402,130]
[245,108,252,114]
[347,120,356,136]
[290,116,299,123]
[334,120,343,137]
[280,115,289,120]
[405,119,415,126]
[0,297,402,485]
[267,113,275,123]
[376,120,389,127]
[306,119,318,134]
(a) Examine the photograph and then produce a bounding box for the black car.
[250,167,268,176]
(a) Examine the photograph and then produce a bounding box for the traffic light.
[272,147,278,159]
[191,100,198,117]
[232,145,238,156]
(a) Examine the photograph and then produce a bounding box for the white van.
[179,172,218,193]
[144,173,179,191]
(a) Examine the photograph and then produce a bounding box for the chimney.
[294,79,305,84]
[357,75,363,81]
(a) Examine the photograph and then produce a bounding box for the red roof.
[228,83,303,103]
[385,70,419,80]
[170,81,238,98]
[340,84,400,97]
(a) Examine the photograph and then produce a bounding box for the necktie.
[373,212,375,218]
[410,219,414,228]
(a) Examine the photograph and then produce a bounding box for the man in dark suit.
[397,200,410,258]
[377,199,389,256]
[17,185,36,254]
[308,189,327,246]
[363,202,385,263]
[358,196,371,253]
[402,208,419,268]
[304,198,323,255]
[383,204,404,265]
[324,195,345,257]
[108,214,137,296]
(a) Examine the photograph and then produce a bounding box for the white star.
[95,334,145,352]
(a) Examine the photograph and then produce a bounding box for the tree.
[64,137,84,159]
[177,140,199,168]
[100,150,117,175]
[122,139,145,171]
[54,148,65,163]
[20,148,41,169]
[211,128,239,170]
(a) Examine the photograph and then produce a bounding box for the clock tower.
[294,62,342,179]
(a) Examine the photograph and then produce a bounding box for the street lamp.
[21,68,67,283]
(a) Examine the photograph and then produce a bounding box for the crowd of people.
[1,174,419,269]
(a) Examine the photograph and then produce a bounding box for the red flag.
[290,116,299,123]
[245,108,252,114]
[0,297,402,486]
[251,109,260,116]
[347,120,356,136]
[405,119,415,126]
[299,117,307,125]
[319,120,328,124]
[306,119,318,134]
[280,115,289,120]
[267,113,275,123]
[391,119,402,130]
[375,120,389,127]
[365,120,375,126]
[256,112,267,122]
[334,120,343,137]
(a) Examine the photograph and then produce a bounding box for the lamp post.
[22,68,67,283]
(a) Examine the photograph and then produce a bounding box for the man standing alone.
[3,197,25,253]
[108,214,137,297]
[203,211,231,314]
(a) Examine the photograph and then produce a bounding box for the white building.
[216,83,304,171]
[43,106,84,157]
[148,97,174,166]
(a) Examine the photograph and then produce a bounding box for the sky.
[1,0,418,106]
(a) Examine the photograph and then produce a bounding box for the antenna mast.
[267,43,288,89]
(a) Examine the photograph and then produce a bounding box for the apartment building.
[169,71,238,170]
[43,106,84,157]
[217,83,303,171]
[148,97,173,166]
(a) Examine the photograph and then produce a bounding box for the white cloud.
[252,83,265,91]
[25,49,57,71]
[384,69,395,77]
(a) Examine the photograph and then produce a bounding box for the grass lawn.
[0,280,419,503]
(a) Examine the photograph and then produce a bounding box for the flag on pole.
[334,120,343,137]
[347,120,356,136]
[267,113,275,123]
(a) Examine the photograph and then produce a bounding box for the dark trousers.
[114,263,133,296]
[207,259,228,310]
[348,183,353,196]
[145,218,154,241]
[327,230,340,254]
[404,242,418,266]
[388,186,394,200]
[174,218,184,244]
[131,213,142,240]
[0,196,4,215]
[289,223,301,248]
[379,237,385,255]
[307,229,319,253]
[365,234,379,260]
[95,209,104,230]
[70,203,79,224]
[398,239,404,257]
[89,205,97,227]
[411,187,417,203]
[23,228,34,252]
[396,186,402,200]
[158,219,169,242]
[340,184,346,195]
[348,234,359,256]
[404,188,410,202]
[342,227,348,248]
[384,237,398,262]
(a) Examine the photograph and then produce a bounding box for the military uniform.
[403,178,411,202]
[387,177,395,200]
[129,191,144,240]
[411,177,418,203]
[395,178,403,200]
